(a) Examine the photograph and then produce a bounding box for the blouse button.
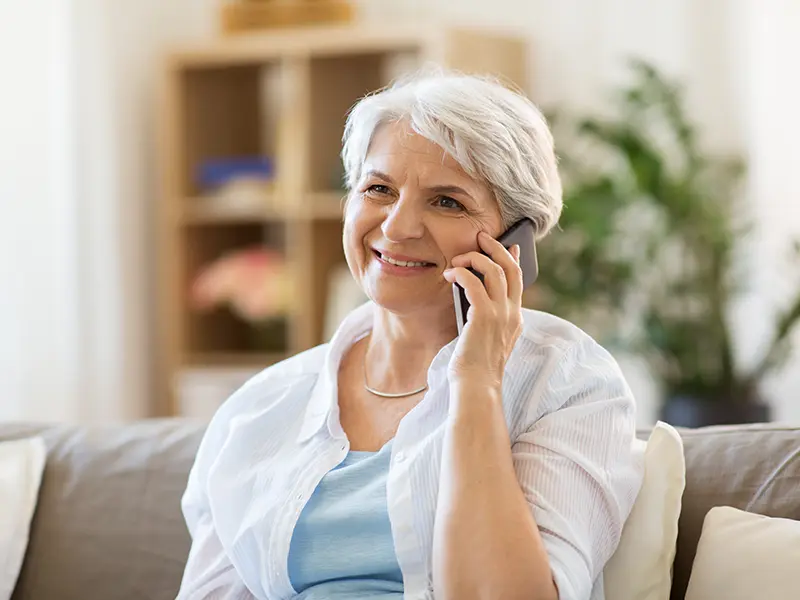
[395,452,405,463]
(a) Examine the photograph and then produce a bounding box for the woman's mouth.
[373,250,436,272]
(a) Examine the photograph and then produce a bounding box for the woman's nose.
[380,197,425,241]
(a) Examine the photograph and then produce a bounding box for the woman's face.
[343,120,504,315]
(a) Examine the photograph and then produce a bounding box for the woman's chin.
[367,285,452,315]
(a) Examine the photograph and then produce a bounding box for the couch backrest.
[0,420,205,600]
[668,423,800,600]
[2,420,799,600]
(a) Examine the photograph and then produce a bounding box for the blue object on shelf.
[197,157,275,190]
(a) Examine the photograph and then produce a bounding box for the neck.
[363,302,458,394]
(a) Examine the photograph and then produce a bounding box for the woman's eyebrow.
[364,169,474,199]
[427,184,473,198]
[363,169,393,183]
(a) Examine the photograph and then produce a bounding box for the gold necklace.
[363,347,428,398]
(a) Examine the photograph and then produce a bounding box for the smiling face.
[343,120,504,315]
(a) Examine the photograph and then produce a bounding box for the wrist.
[448,380,503,417]
[446,384,510,449]
[448,370,502,394]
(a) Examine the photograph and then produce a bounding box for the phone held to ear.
[453,217,539,335]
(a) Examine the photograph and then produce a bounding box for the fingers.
[509,244,523,302]
[446,229,524,308]
[479,231,523,304]
[449,251,507,301]
[452,231,522,303]
[443,266,490,312]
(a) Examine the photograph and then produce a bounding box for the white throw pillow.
[604,421,685,600]
[0,437,46,600]
[684,506,800,600]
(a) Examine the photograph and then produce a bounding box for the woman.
[177,71,644,600]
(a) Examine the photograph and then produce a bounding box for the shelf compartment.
[305,50,421,194]
[182,223,289,355]
[180,62,282,198]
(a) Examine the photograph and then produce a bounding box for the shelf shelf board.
[169,24,430,68]
[178,198,285,225]
[305,191,345,220]
[177,193,345,225]
[184,351,289,368]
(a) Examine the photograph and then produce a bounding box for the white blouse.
[177,301,644,600]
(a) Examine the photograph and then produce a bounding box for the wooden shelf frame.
[154,24,528,416]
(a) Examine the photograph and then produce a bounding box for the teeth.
[381,254,429,268]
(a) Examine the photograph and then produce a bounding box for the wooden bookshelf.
[154,24,528,416]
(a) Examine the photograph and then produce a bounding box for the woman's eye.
[436,196,465,211]
[366,184,391,195]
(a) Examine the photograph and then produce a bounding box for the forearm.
[433,382,558,600]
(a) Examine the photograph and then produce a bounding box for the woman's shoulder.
[508,308,630,417]
[233,343,328,399]
[517,307,611,358]
[196,344,329,457]
[182,344,332,522]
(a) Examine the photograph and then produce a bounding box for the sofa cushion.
[684,506,800,599]
[0,437,46,600]
[605,422,684,600]
[671,424,800,600]
[0,420,205,600]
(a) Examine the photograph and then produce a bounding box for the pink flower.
[191,247,292,322]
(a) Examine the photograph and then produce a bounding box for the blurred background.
[1,0,798,429]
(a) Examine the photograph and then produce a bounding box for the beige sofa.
[3,419,799,600]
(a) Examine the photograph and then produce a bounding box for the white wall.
[0,0,80,421]
[734,0,800,424]
[0,0,217,422]
[68,0,218,422]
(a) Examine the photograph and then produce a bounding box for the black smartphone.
[453,218,539,334]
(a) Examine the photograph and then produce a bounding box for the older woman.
[177,71,644,600]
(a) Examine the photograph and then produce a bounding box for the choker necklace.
[363,349,428,399]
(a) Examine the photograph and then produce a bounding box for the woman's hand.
[443,230,524,390]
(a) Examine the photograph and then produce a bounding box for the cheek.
[342,211,372,265]
[342,220,359,263]
[435,223,483,264]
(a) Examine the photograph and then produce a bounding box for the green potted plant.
[536,59,800,426]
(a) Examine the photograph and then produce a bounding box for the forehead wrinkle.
[364,123,487,201]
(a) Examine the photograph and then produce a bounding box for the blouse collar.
[296,300,457,443]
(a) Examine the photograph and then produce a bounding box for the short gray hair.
[341,69,563,238]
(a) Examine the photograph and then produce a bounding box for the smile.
[373,250,435,269]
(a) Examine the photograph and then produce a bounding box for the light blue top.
[287,440,404,599]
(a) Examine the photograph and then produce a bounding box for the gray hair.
[341,69,563,238]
